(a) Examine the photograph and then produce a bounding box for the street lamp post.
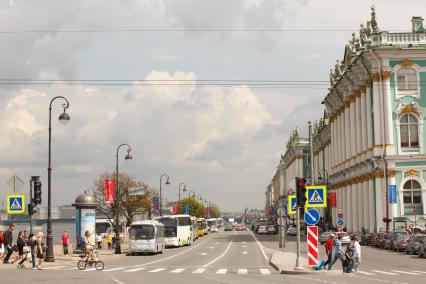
[114,144,133,254]
[178,183,186,213]
[188,190,195,199]
[46,96,70,262]
[159,174,170,217]
[318,169,331,226]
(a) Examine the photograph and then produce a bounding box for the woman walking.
[353,236,362,273]
[36,232,45,270]
[27,233,37,269]
[12,231,25,266]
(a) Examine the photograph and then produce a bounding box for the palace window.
[400,114,419,148]
[403,179,423,215]
[397,68,417,91]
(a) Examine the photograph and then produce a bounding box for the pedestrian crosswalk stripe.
[193,268,206,274]
[259,269,271,275]
[124,268,146,273]
[83,268,97,272]
[149,268,166,273]
[370,270,399,276]
[216,269,227,274]
[45,266,67,270]
[103,267,125,272]
[391,270,420,275]
[411,271,426,274]
[238,269,248,274]
[170,268,185,273]
[358,271,375,275]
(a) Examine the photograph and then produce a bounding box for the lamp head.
[58,110,70,124]
[125,149,133,160]
[166,177,170,185]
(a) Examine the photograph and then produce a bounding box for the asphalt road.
[1,230,426,284]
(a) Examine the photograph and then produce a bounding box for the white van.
[128,220,165,255]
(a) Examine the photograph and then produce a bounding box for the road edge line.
[202,232,235,267]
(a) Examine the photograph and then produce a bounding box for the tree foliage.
[178,197,205,217]
[93,172,154,226]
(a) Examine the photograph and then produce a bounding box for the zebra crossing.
[358,269,426,277]
[44,265,274,275]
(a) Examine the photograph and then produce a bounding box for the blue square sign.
[305,186,327,208]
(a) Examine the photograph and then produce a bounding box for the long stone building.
[270,8,426,233]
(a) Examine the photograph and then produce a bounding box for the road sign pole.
[295,206,303,271]
[29,178,33,235]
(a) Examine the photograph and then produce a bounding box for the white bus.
[95,219,113,237]
[157,215,193,247]
[206,218,218,231]
[217,218,224,228]
[128,220,165,255]
[191,216,199,241]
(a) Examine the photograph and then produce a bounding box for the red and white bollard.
[307,226,319,266]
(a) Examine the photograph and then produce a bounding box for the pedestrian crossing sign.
[305,186,327,208]
[7,194,25,214]
[288,195,297,215]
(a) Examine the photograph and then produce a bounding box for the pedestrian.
[36,232,45,270]
[106,234,113,250]
[61,231,69,255]
[329,235,344,271]
[3,224,15,264]
[353,236,361,273]
[27,233,37,269]
[0,230,5,264]
[12,231,25,266]
[323,233,335,269]
[96,234,102,249]
[344,236,356,273]
[17,232,30,269]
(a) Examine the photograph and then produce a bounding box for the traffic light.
[296,177,307,207]
[33,181,42,205]
[28,203,37,215]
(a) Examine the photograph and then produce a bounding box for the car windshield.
[129,225,155,240]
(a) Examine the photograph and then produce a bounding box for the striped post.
[307,226,319,266]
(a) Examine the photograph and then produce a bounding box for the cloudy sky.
[1,0,425,212]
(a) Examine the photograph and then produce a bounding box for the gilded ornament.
[399,59,414,68]
[404,169,420,177]
[381,70,392,80]
[399,104,420,117]
[371,72,380,82]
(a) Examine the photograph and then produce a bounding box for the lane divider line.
[249,230,268,260]
[202,232,235,267]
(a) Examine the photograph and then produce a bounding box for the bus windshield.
[197,221,206,229]
[129,225,155,240]
[158,218,177,237]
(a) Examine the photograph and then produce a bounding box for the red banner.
[104,179,115,203]
[328,192,337,208]
[173,206,178,214]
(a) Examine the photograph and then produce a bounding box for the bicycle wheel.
[77,260,87,270]
[95,261,104,271]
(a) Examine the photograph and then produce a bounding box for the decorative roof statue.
[329,69,335,87]
[370,6,379,33]
[334,60,342,77]
[294,127,299,138]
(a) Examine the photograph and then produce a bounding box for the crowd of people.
[322,233,362,273]
[0,224,46,269]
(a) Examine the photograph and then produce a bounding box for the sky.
[1,0,426,212]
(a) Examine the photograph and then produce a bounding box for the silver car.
[406,234,426,254]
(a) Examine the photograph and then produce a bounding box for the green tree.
[178,197,205,217]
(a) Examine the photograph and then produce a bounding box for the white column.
[330,121,335,171]
[382,73,395,155]
[361,89,368,161]
[351,183,358,232]
[346,184,352,231]
[372,77,383,156]
[343,185,347,228]
[358,181,364,231]
[350,99,356,166]
[356,94,362,162]
[366,85,373,157]
[368,178,375,233]
[375,177,384,231]
[362,180,369,231]
[345,106,351,166]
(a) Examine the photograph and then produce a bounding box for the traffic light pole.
[29,178,33,235]
[295,206,303,271]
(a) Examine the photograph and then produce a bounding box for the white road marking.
[412,270,426,274]
[83,268,96,272]
[111,277,126,284]
[124,267,146,272]
[202,233,235,267]
[170,268,185,273]
[216,269,227,274]
[391,270,420,275]
[238,268,248,274]
[242,251,248,255]
[242,242,246,244]
[242,245,247,248]
[259,268,271,275]
[103,267,125,272]
[192,268,206,274]
[197,252,207,256]
[148,268,166,273]
[249,230,268,260]
[44,266,67,270]
[370,270,399,276]
[358,271,375,275]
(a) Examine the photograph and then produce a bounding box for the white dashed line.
[124,267,146,272]
[370,270,399,276]
[238,268,248,274]
[148,268,166,273]
[192,268,206,274]
[259,269,271,275]
[170,268,185,273]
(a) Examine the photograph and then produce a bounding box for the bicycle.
[77,250,104,271]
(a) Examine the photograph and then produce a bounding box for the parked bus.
[217,218,224,228]
[197,218,207,236]
[206,218,218,231]
[128,220,165,255]
[95,219,113,237]
[157,215,193,247]
[191,216,199,241]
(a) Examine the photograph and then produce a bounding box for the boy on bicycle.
[82,231,97,262]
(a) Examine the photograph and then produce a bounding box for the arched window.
[403,179,423,215]
[400,114,419,148]
[397,68,417,91]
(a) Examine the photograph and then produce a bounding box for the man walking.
[353,236,361,273]
[329,235,344,270]
[323,233,335,269]
[61,231,69,255]
[3,224,14,264]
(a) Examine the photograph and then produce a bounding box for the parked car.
[418,239,426,258]
[319,232,333,244]
[257,225,268,234]
[395,235,410,252]
[287,226,296,236]
[406,234,426,255]
[267,225,276,234]
[385,232,406,250]
[235,224,242,231]
[336,232,350,244]
[360,232,372,245]
[378,233,390,248]
[224,224,234,231]
[210,225,219,233]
